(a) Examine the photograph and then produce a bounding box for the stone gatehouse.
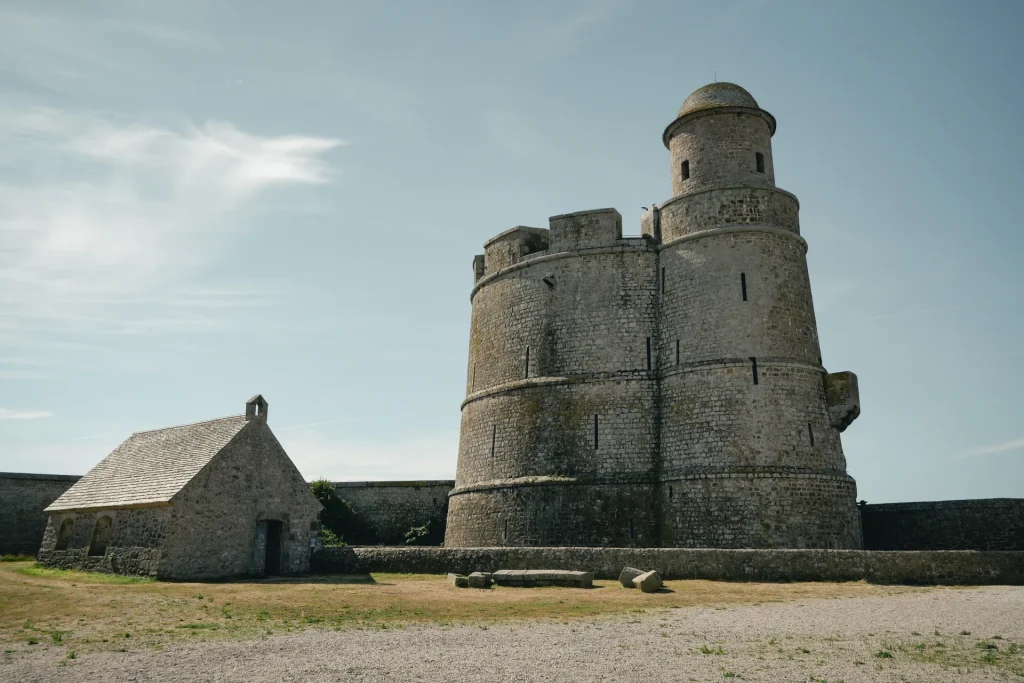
[37,395,322,579]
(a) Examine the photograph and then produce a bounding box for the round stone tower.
[656,83,861,548]
[445,82,863,549]
[443,212,661,547]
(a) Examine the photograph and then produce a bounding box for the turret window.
[681,160,690,180]
[756,153,765,173]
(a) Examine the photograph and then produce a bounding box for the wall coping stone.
[333,480,455,489]
[0,472,82,481]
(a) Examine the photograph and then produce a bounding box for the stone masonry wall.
[160,420,322,579]
[658,187,799,241]
[333,481,453,545]
[312,546,1024,586]
[452,219,662,547]
[0,473,80,555]
[668,110,775,196]
[37,507,168,576]
[861,499,1024,551]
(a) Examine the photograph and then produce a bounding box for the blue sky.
[1,0,1021,504]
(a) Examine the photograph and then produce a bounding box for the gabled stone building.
[38,395,321,579]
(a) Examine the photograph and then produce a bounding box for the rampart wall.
[311,546,1024,585]
[861,499,1024,551]
[0,472,81,555]
[333,481,453,545]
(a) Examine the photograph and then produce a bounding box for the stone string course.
[312,546,1024,586]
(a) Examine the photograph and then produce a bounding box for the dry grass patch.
[0,561,933,655]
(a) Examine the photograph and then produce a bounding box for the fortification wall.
[0,473,80,555]
[312,546,1024,585]
[452,208,663,548]
[658,230,819,365]
[333,481,453,545]
[861,499,1024,551]
[660,474,861,549]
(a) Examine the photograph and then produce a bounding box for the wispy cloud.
[0,103,344,362]
[959,437,1024,459]
[0,408,53,420]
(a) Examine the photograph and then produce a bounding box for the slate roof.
[45,415,250,512]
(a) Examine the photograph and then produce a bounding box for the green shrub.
[310,479,373,545]
[404,520,443,545]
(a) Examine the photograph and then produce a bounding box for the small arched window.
[88,516,113,556]
[681,160,690,180]
[756,152,765,173]
[55,518,74,550]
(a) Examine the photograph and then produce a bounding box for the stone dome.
[677,82,759,118]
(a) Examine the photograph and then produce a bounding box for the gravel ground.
[3,586,1022,682]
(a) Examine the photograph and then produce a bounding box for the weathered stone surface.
[445,82,864,551]
[331,481,452,545]
[633,570,663,593]
[467,571,492,588]
[0,473,80,555]
[861,499,1024,551]
[447,573,468,587]
[492,569,593,588]
[312,546,1024,586]
[825,371,860,432]
[618,567,645,587]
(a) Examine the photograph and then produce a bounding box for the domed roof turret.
[677,82,759,118]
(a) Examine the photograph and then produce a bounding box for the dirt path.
[3,585,1022,682]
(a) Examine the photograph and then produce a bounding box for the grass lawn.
[0,560,932,654]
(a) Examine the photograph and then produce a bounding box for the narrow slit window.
[756,152,765,173]
[661,267,666,294]
[750,357,759,385]
[490,425,496,457]
[675,339,680,365]
[668,485,674,499]
[681,160,690,180]
[524,346,530,379]
[808,423,815,446]
[741,272,748,301]
[629,518,635,541]
[470,364,475,390]
[594,414,599,450]
[646,337,652,370]
[503,519,508,540]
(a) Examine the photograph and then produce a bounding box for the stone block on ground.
[633,570,663,593]
[492,569,593,588]
[467,571,492,588]
[447,573,468,588]
[618,566,645,587]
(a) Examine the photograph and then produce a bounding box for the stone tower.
[445,83,863,549]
